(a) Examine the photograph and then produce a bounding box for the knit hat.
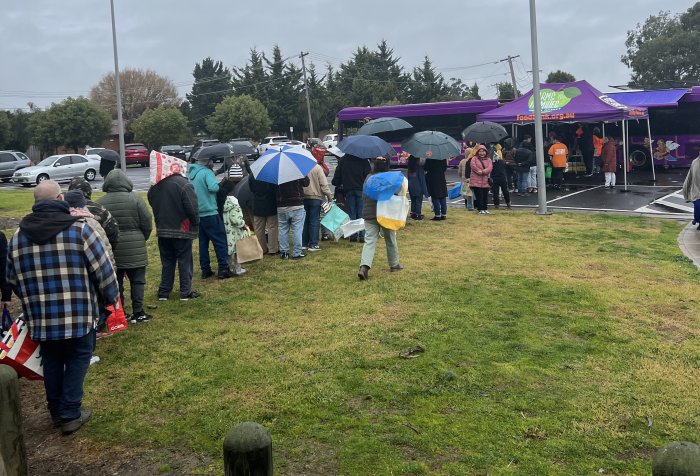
[68,177,93,199]
[228,163,244,181]
[64,189,87,208]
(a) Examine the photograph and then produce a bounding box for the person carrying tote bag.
[357,157,404,281]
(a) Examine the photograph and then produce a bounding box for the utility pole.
[300,51,314,139]
[499,55,521,98]
[110,0,126,170]
[529,0,548,215]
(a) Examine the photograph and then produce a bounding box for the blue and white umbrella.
[250,145,317,184]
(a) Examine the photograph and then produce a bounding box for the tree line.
[1,3,697,156]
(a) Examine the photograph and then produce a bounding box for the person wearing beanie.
[65,190,114,264]
[68,177,120,249]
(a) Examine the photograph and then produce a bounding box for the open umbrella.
[192,143,233,163]
[357,117,413,136]
[250,145,317,185]
[363,171,406,201]
[336,135,394,159]
[96,149,120,162]
[401,131,461,160]
[462,121,508,144]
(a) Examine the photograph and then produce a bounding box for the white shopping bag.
[340,218,365,238]
[376,177,409,231]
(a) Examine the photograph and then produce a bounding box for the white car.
[323,133,338,149]
[84,147,105,161]
[257,136,290,154]
[12,154,99,186]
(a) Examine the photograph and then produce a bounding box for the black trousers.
[157,237,193,299]
[491,179,510,206]
[471,187,489,211]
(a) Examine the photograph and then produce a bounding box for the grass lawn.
[3,190,700,475]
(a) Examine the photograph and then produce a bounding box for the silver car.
[12,154,99,187]
[0,150,32,182]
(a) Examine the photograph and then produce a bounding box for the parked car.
[124,143,149,167]
[323,133,338,149]
[229,140,259,162]
[229,137,252,142]
[257,136,290,154]
[0,150,32,182]
[84,147,105,161]
[183,145,194,161]
[160,145,187,160]
[12,154,99,186]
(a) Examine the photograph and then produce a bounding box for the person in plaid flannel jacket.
[6,180,119,435]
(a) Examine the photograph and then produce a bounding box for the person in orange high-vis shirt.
[548,138,569,190]
[592,128,604,174]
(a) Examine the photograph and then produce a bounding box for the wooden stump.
[0,366,27,476]
[223,422,272,476]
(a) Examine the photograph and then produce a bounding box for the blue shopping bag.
[447,182,462,199]
[320,203,350,239]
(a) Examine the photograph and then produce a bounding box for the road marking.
[546,185,604,204]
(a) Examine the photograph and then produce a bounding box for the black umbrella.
[233,175,254,210]
[192,143,233,163]
[357,117,413,135]
[96,149,120,162]
[462,121,509,144]
[401,131,461,161]
[336,135,394,159]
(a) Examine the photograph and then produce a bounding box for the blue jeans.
[302,199,322,247]
[345,189,364,239]
[278,207,306,257]
[432,197,447,217]
[41,330,96,422]
[516,170,530,192]
[199,214,229,273]
[410,195,423,216]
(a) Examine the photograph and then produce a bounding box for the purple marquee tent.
[478,80,654,187]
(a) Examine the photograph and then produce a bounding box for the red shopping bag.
[0,318,43,380]
[105,298,128,334]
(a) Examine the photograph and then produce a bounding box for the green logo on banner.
[528,87,582,112]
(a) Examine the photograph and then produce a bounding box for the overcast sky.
[0,0,695,111]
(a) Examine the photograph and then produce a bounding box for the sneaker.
[291,253,306,260]
[414,215,424,220]
[301,246,308,250]
[308,245,321,252]
[61,408,91,435]
[218,269,235,279]
[234,268,248,276]
[390,264,404,272]
[478,210,486,215]
[280,252,289,260]
[431,216,441,221]
[158,297,168,301]
[180,291,201,301]
[201,270,215,279]
[484,210,491,215]
[130,312,152,323]
[440,216,446,220]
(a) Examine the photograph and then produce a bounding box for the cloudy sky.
[0,0,695,111]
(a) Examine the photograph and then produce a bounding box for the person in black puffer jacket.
[332,155,371,241]
[490,150,511,209]
[514,139,534,195]
[249,175,279,255]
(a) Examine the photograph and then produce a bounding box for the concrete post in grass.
[223,422,272,476]
[0,365,27,476]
